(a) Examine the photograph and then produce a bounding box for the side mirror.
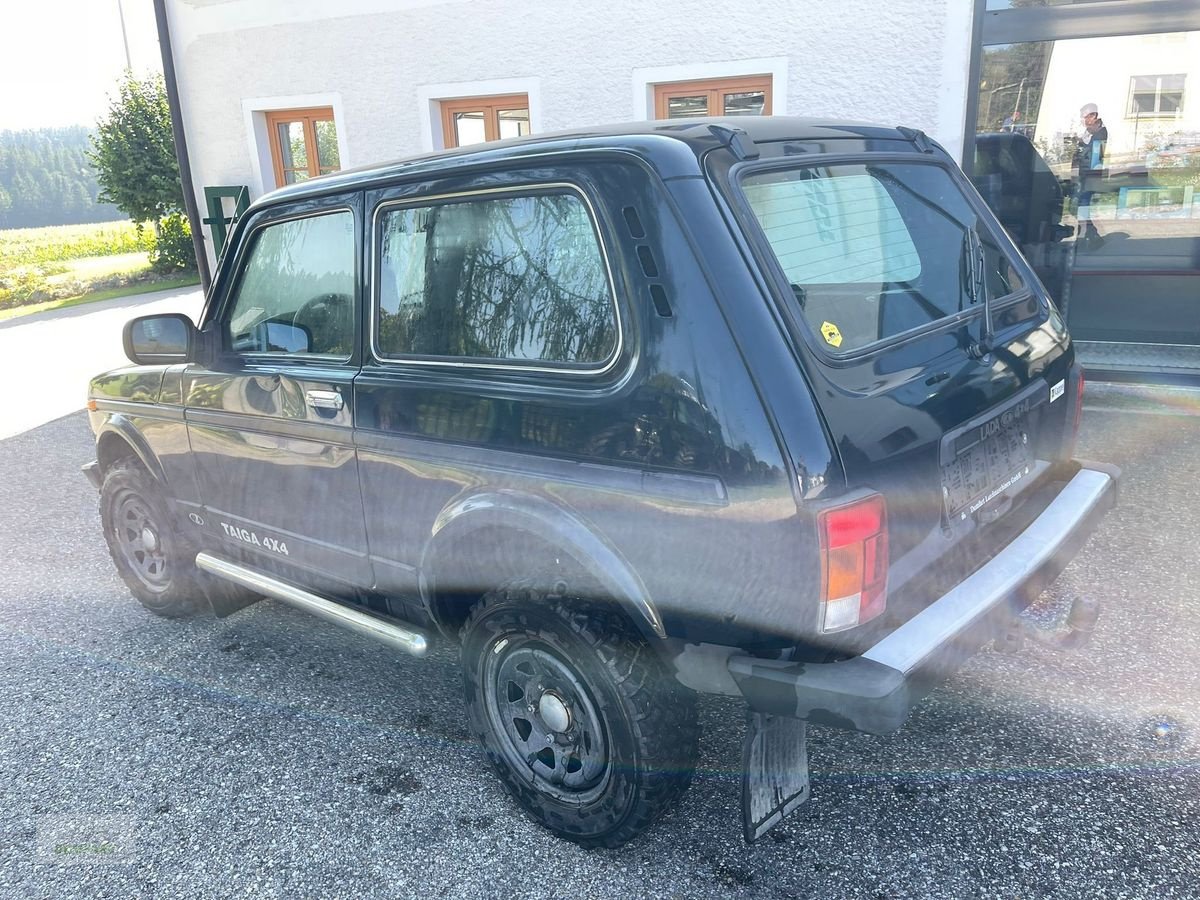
[123,313,197,365]
[253,321,311,353]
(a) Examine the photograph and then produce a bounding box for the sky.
[1,0,164,131]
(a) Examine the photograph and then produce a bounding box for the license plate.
[943,424,1033,519]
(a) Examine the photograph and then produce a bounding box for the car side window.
[226,210,356,358]
[375,190,618,368]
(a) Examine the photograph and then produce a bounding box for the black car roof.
[260,116,916,205]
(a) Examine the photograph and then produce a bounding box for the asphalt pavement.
[0,286,204,440]
[0,365,1198,896]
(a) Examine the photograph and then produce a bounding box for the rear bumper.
[728,461,1120,735]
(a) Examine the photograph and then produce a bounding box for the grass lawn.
[0,221,150,269]
[1,221,200,322]
[0,273,201,323]
[51,252,152,281]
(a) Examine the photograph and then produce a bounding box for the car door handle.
[306,389,344,411]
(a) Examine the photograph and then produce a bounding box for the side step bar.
[195,552,429,658]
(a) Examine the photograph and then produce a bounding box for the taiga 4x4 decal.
[220,522,290,556]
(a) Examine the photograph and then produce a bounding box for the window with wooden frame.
[440,94,531,149]
[266,107,341,187]
[653,75,773,119]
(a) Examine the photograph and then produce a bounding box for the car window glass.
[744,172,923,285]
[376,192,617,367]
[742,163,1026,353]
[226,210,356,357]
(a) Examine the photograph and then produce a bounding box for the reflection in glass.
[723,91,765,115]
[985,0,1150,8]
[667,95,709,118]
[377,193,617,365]
[973,32,1200,346]
[277,121,307,184]
[277,122,303,167]
[744,163,1026,353]
[498,108,530,139]
[131,317,189,357]
[1129,74,1186,117]
[227,211,356,356]
[315,119,340,173]
[453,111,487,146]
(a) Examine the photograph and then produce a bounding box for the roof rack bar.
[896,126,934,154]
[707,124,760,161]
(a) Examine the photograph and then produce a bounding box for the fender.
[95,414,168,486]
[422,489,666,641]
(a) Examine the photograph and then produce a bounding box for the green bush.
[149,213,196,273]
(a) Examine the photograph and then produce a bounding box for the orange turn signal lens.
[817,494,888,633]
[825,544,865,600]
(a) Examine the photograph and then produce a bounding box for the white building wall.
[1034,31,1200,163]
[167,0,973,263]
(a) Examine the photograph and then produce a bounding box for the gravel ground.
[0,398,1197,899]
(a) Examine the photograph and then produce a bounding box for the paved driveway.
[0,345,1197,895]
[0,286,204,440]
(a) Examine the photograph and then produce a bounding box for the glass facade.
[971,10,1200,369]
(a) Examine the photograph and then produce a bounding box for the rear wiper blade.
[965,229,993,358]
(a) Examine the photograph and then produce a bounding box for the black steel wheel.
[461,581,699,848]
[99,458,203,617]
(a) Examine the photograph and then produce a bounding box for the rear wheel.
[99,458,205,618]
[461,581,699,848]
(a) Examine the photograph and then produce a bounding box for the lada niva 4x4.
[85,118,1119,846]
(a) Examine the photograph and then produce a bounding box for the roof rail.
[896,126,934,154]
[707,124,760,161]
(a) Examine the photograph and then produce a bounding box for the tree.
[88,73,184,226]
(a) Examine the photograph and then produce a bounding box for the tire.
[99,458,205,618]
[460,581,699,848]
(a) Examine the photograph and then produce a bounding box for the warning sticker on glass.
[820,321,843,348]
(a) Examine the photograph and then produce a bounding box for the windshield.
[742,161,1026,353]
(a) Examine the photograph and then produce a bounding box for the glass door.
[970,25,1200,351]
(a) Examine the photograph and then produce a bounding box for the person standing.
[1075,103,1108,249]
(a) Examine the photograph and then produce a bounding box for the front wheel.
[99,459,204,618]
[461,583,699,848]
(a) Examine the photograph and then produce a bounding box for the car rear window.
[742,162,1026,353]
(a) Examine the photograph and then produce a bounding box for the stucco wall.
[167,0,973,263]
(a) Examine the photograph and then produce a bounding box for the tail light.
[817,493,888,633]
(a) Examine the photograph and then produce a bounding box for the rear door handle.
[306,389,344,411]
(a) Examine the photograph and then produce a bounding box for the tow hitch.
[997,594,1101,653]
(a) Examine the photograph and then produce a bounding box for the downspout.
[152,0,212,292]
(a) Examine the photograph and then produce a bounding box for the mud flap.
[741,711,810,843]
[201,573,262,618]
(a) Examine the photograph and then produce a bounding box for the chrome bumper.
[729,462,1119,735]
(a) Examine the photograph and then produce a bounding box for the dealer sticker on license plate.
[943,423,1034,520]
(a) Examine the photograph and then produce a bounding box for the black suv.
[85,118,1118,847]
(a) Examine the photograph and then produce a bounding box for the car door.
[182,192,372,588]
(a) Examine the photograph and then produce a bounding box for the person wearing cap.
[1074,103,1108,249]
